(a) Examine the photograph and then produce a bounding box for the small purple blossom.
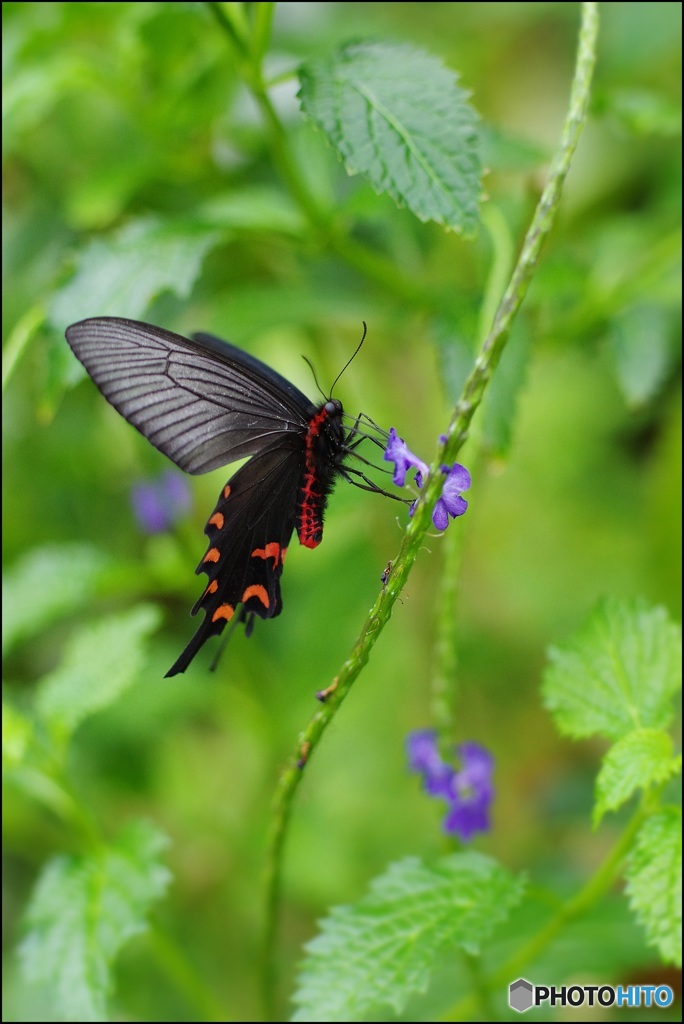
[430,463,471,530]
[407,730,494,842]
[384,427,429,487]
[406,729,455,798]
[385,429,470,531]
[131,470,191,534]
[443,742,494,842]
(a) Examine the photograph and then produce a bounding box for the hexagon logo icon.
[509,978,534,1012]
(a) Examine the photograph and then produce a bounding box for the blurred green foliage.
[3,2,681,1021]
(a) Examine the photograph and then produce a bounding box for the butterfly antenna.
[302,355,327,401]
[330,321,367,398]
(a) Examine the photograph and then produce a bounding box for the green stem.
[7,766,101,848]
[262,0,599,1012]
[250,1,275,64]
[148,926,231,1023]
[431,521,463,744]
[206,1,250,56]
[431,205,515,748]
[440,799,646,1021]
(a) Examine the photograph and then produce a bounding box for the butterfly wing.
[65,316,345,675]
[65,317,315,473]
[166,445,302,677]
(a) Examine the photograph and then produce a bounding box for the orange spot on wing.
[223,484,232,499]
[203,548,220,563]
[280,547,288,564]
[252,542,280,565]
[208,513,224,530]
[242,584,270,609]
[212,603,234,623]
[203,580,219,598]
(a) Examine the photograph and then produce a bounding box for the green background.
[3,3,681,1020]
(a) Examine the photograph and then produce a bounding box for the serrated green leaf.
[594,729,680,827]
[35,605,162,738]
[48,218,221,336]
[542,598,681,741]
[291,853,525,1022]
[19,820,171,1022]
[2,702,33,770]
[625,807,682,967]
[298,43,481,235]
[2,544,110,657]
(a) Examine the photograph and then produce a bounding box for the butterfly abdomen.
[297,400,346,549]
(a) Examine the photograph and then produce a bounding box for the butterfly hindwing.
[165,446,302,677]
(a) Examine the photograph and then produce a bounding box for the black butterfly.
[65,317,397,676]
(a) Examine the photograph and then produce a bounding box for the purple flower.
[406,729,455,798]
[384,427,429,487]
[407,730,494,842]
[430,463,471,530]
[443,743,494,842]
[385,429,470,531]
[131,470,191,534]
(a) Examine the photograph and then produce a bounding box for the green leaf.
[594,728,681,827]
[625,807,682,967]
[478,123,550,173]
[598,87,682,138]
[35,605,162,739]
[291,853,525,1022]
[607,302,678,409]
[542,598,682,741]
[481,322,530,457]
[2,48,86,157]
[298,42,482,235]
[431,312,479,404]
[2,702,33,770]
[19,820,171,1022]
[48,217,221,336]
[197,186,305,235]
[2,544,111,657]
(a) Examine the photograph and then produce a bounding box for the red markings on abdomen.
[298,407,329,549]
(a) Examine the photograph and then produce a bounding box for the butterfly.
[65,317,399,676]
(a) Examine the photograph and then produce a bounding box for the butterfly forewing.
[65,317,315,474]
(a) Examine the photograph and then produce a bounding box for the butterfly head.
[324,398,343,417]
